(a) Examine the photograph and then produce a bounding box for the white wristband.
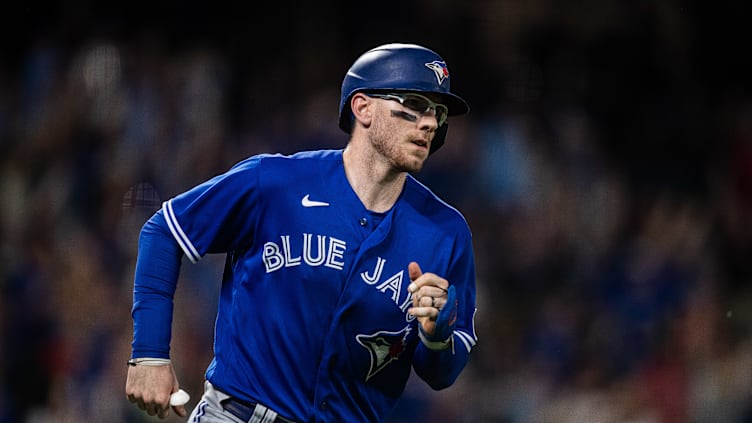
[418,329,453,351]
[127,357,171,367]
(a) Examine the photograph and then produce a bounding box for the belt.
[222,397,296,423]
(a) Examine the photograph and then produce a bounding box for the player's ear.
[350,93,372,129]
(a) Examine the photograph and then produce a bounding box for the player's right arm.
[125,210,187,419]
[125,157,264,418]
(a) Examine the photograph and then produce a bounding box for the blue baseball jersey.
[161,149,477,422]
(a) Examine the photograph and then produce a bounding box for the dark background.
[2,1,752,422]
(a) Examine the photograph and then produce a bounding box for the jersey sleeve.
[162,156,263,263]
[130,211,183,358]
[412,226,478,389]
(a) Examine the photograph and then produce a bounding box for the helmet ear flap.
[339,93,357,134]
[429,123,449,155]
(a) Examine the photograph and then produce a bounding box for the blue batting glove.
[419,285,457,350]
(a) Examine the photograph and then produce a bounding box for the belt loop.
[249,403,279,423]
[250,403,267,423]
[262,407,279,423]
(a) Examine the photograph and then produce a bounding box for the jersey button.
[320,400,328,410]
[359,217,367,226]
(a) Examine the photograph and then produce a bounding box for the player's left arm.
[408,239,477,390]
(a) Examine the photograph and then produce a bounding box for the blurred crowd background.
[1,1,751,422]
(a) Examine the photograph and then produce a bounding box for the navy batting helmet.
[338,43,469,154]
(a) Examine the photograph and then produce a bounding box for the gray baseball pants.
[186,381,285,423]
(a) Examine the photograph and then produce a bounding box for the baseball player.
[125,43,478,422]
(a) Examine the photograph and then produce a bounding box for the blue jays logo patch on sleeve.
[424,61,449,85]
[356,326,412,381]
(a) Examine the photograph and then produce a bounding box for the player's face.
[368,94,442,173]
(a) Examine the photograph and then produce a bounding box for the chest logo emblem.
[301,194,330,207]
[356,326,411,381]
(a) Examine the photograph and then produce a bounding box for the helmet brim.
[440,92,470,117]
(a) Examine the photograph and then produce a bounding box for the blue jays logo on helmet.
[424,61,449,85]
[338,43,470,154]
